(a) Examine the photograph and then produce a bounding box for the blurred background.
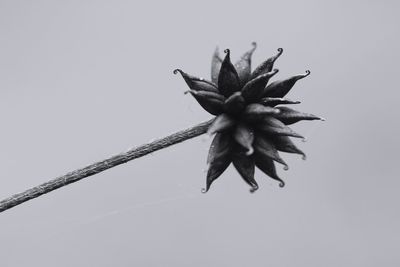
[0,0,399,266]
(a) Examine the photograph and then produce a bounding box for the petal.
[263,70,310,98]
[232,152,258,192]
[250,48,283,80]
[234,42,257,86]
[254,152,285,187]
[218,49,241,97]
[270,135,306,160]
[204,134,232,192]
[259,97,301,107]
[207,133,232,164]
[224,92,246,115]
[233,123,254,155]
[186,90,225,115]
[243,103,280,121]
[211,46,223,84]
[274,106,324,125]
[208,113,236,135]
[257,116,304,138]
[174,69,219,93]
[242,69,279,102]
[254,135,288,170]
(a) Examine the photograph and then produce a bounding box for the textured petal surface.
[234,42,257,86]
[270,135,306,159]
[263,70,310,98]
[218,49,241,97]
[260,97,301,107]
[257,116,304,138]
[242,69,279,102]
[275,106,323,125]
[187,90,225,115]
[211,47,222,84]
[254,151,285,187]
[250,48,283,80]
[232,152,258,192]
[174,69,219,93]
[254,135,288,170]
[223,92,246,115]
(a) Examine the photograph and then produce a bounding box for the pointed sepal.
[243,103,280,121]
[242,69,279,102]
[186,90,225,115]
[254,135,288,170]
[274,106,324,125]
[257,116,304,138]
[254,151,285,187]
[174,69,219,93]
[204,133,232,192]
[218,49,241,97]
[234,42,257,86]
[270,135,306,159]
[263,70,310,98]
[232,151,258,192]
[211,47,223,84]
[250,48,283,80]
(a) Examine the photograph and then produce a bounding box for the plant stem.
[0,119,213,213]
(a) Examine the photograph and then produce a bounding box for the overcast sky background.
[0,0,399,266]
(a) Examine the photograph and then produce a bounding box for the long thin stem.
[0,119,213,213]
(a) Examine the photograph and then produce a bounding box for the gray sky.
[0,0,399,266]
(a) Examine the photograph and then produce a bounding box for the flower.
[174,43,323,192]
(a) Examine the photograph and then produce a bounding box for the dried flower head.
[174,43,323,192]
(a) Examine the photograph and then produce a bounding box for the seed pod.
[234,42,257,86]
[270,135,306,159]
[174,69,219,93]
[208,113,236,135]
[242,69,279,102]
[250,48,283,80]
[263,70,310,98]
[257,116,304,138]
[260,97,301,107]
[254,151,285,187]
[243,103,280,121]
[274,106,324,125]
[224,92,246,115]
[218,49,241,97]
[232,152,258,192]
[205,134,232,192]
[211,47,222,84]
[207,133,232,164]
[233,123,254,155]
[186,90,225,115]
[254,135,288,170]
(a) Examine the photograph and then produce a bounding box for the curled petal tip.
[279,181,285,188]
[245,147,254,156]
[302,154,307,160]
[305,70,311,76]
[250,42,257,51]
[173,68,183,75]
[201,188,208,193]
[224,48,230,54]
[249,185,259,193]
[277,48,283,53]
[272,68,279,74]
[184,89,196,95]
[283,165,289,171]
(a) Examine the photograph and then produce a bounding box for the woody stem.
[0,119,214,214]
